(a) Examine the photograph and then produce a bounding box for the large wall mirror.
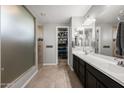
[83,5,124,58]
[73,5,124,59]
[93,6,124,58]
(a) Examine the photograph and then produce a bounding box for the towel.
[120,22,124,56]
[116,22,122,56]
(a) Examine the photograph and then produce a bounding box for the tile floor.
[26,59,82,88]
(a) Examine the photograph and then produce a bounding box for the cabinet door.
[75,60,79,76]
[86,71,97,88]
[79,61,85,76]
[73,55,79,76]
[79,63,85,86]
[73,58,76,71]
[96,81,106,88]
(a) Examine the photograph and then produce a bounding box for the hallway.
[26,63,82,88]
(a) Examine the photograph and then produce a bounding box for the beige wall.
[37,25,43,39]
[35,24,43,69]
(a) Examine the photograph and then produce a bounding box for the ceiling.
[25,5,91,24]
[85,5,124,24]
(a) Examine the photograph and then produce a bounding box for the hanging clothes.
[116,22,124,56]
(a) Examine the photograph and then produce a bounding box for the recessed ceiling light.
[40,12,46,16]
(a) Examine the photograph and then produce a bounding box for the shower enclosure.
[1,6,35,87]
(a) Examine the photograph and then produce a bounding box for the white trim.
[6,66,38,88]
[56,26,70,65]
[69,64,74,71]
[96,26,101,53]
[35,19,39,71]
[67,27,70,65]
[56,26,58,65]
[43,63,57,66]
[22,69,38,88]
[0,32,1,88]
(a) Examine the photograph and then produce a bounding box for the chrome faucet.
[84,49,88,55]
[117,60,124,67]
[114,58,124,67]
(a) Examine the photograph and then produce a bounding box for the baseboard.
[22,69,38,88]
[6,66,38,88]
[43,63,57,66]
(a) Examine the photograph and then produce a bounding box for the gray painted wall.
[43,24,69,64]
[96,23,113,56]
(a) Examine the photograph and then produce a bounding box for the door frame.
[56,26,70,65]
[96,26,101,53]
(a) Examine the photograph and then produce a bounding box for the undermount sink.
[74,51,85,55]
[103,63,124,75]
[86,55,124,74]
[88,54,116,64]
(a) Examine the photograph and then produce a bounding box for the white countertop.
[73,49,124,87]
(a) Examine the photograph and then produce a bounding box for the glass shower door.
[1,5,35,87]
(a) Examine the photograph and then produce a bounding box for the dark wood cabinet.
[86,71,97,88]
[73,54,124,88]
[73,55,86,87]
[86,70,106,88]
[73,55,79,76]
[86,63,123,88]
[96,81,106,88]
[78,59,86,86]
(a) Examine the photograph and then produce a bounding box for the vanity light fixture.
[83,17,96,26]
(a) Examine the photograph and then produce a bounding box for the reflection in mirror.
[73,16,96,54]
[73,25,95,54]
[92,6,124,58]
[85,28,92,47]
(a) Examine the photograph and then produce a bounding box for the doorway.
[56,26,69,66]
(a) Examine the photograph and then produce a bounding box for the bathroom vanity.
[73,50,124,88]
